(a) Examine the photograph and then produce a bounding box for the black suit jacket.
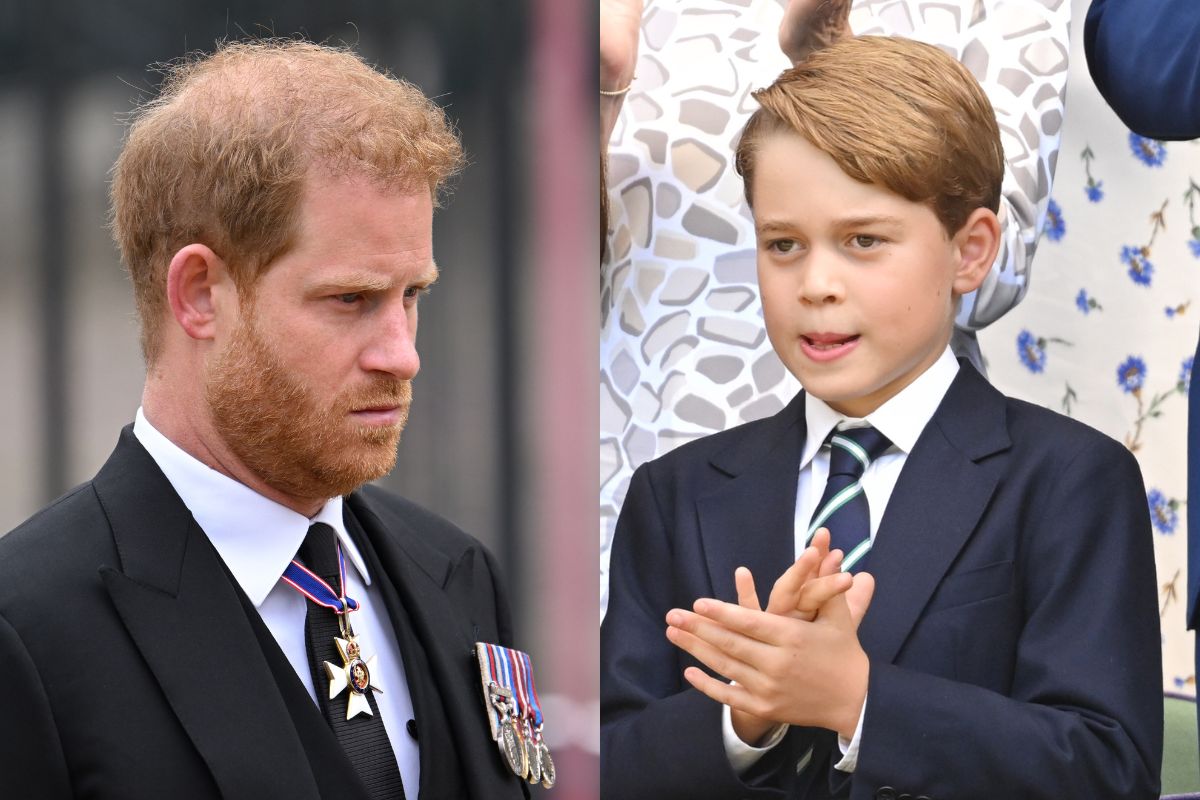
[0,427,531,799]
[601,362,1162,799]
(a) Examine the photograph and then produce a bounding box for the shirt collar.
[801,347,959,467]
[132,407,372,607]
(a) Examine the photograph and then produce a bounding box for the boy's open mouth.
[801,333,860,350]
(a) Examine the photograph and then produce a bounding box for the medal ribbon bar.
[280,540,361,613]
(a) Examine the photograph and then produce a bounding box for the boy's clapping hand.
[665,528,875,742]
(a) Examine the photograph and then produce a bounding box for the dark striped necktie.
[299,523,407,799]
[807,425,893,574]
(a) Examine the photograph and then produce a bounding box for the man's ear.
[950,207,1002,296]
[166,244,234,341]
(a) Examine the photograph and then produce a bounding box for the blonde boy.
[602,36,1160,799]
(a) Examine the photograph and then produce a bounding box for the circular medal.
[524,734,541,784]
[538,742,556,789]
[499,719,526,778]
[347,659,371,695]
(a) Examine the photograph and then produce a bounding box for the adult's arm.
[0,611,73,799]
[1085,0,1200,141]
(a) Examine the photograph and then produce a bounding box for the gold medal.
[324,635,383,720]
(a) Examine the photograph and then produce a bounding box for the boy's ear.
[950,207,1002,296]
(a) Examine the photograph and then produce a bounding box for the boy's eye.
[768,239,798,253]
[851,234,882,249]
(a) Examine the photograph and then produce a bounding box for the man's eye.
[404,285,430,300]
[768,239,797,253]
[337,293,363,304]
[851,235,881,249]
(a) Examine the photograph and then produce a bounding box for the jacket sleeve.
[850,436,1162,800]
[601,464,827,800]
[0,610,73,799]
[1085,0,1200,140]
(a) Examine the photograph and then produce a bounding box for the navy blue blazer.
[601,362,1162,799]
[1085,0,1200,140]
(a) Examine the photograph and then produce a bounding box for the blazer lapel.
[346,493,528,799]
[96,428,320,800]
[698,392,807,602]
[857,364,1011,664]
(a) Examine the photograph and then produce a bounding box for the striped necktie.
[807,425,893,574]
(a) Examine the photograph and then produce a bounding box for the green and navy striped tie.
[807,425,893,574]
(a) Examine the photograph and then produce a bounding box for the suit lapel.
[698,392,807,602]
[96,428,320,800]
[346,493,528,799]
[857,364,1010,664]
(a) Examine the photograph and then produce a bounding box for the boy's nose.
[797,251,844,304]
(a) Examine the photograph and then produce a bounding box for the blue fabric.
[1085,0,1200,141]
[811,426,892,574]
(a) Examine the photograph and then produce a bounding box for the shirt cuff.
[833,691,867,773]
[721,703,788,774]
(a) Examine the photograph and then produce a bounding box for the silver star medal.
[324,635,383,720]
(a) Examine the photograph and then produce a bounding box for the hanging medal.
[506,648,541,784]
[514,649,554,788]
[282,541,384,720]
[475,642,527,778]
[473,642,555,787]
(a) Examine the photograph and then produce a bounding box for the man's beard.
[205,315,411,502]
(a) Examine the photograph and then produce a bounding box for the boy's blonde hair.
[735,35,1003,237]
[111,39,464,363]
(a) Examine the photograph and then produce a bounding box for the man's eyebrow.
[306,264,440,294]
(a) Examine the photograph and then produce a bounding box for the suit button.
[915,797,932,800]
[876,789,897,800]
[406,719,419,740]
[898,794,913,800]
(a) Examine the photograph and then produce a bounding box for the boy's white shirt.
[723,347,960,775]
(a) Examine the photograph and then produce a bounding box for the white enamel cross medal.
[324,634,383,720]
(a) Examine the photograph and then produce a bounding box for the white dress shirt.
[723,348,960,775]
[134,408,419,795]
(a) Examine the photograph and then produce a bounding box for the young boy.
[600,36,1162,799]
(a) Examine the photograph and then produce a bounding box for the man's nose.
[360,305,421,379]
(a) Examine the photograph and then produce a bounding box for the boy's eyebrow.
[754,215,907,235]
[833,214,906,229]
[754,219,798,235]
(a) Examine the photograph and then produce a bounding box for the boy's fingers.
[818,547,844,578]
[681,667,763,718]
[689,598,789,645]
[667,606,775,663]
[735,567,762,612]
[795,572,854,613]
[810,527,831,558]
[665,623,754,685]
[765,548,821,615]
[845,572,876,627]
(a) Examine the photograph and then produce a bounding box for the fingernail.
[694,599,710,614]
[666,610,683,626]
